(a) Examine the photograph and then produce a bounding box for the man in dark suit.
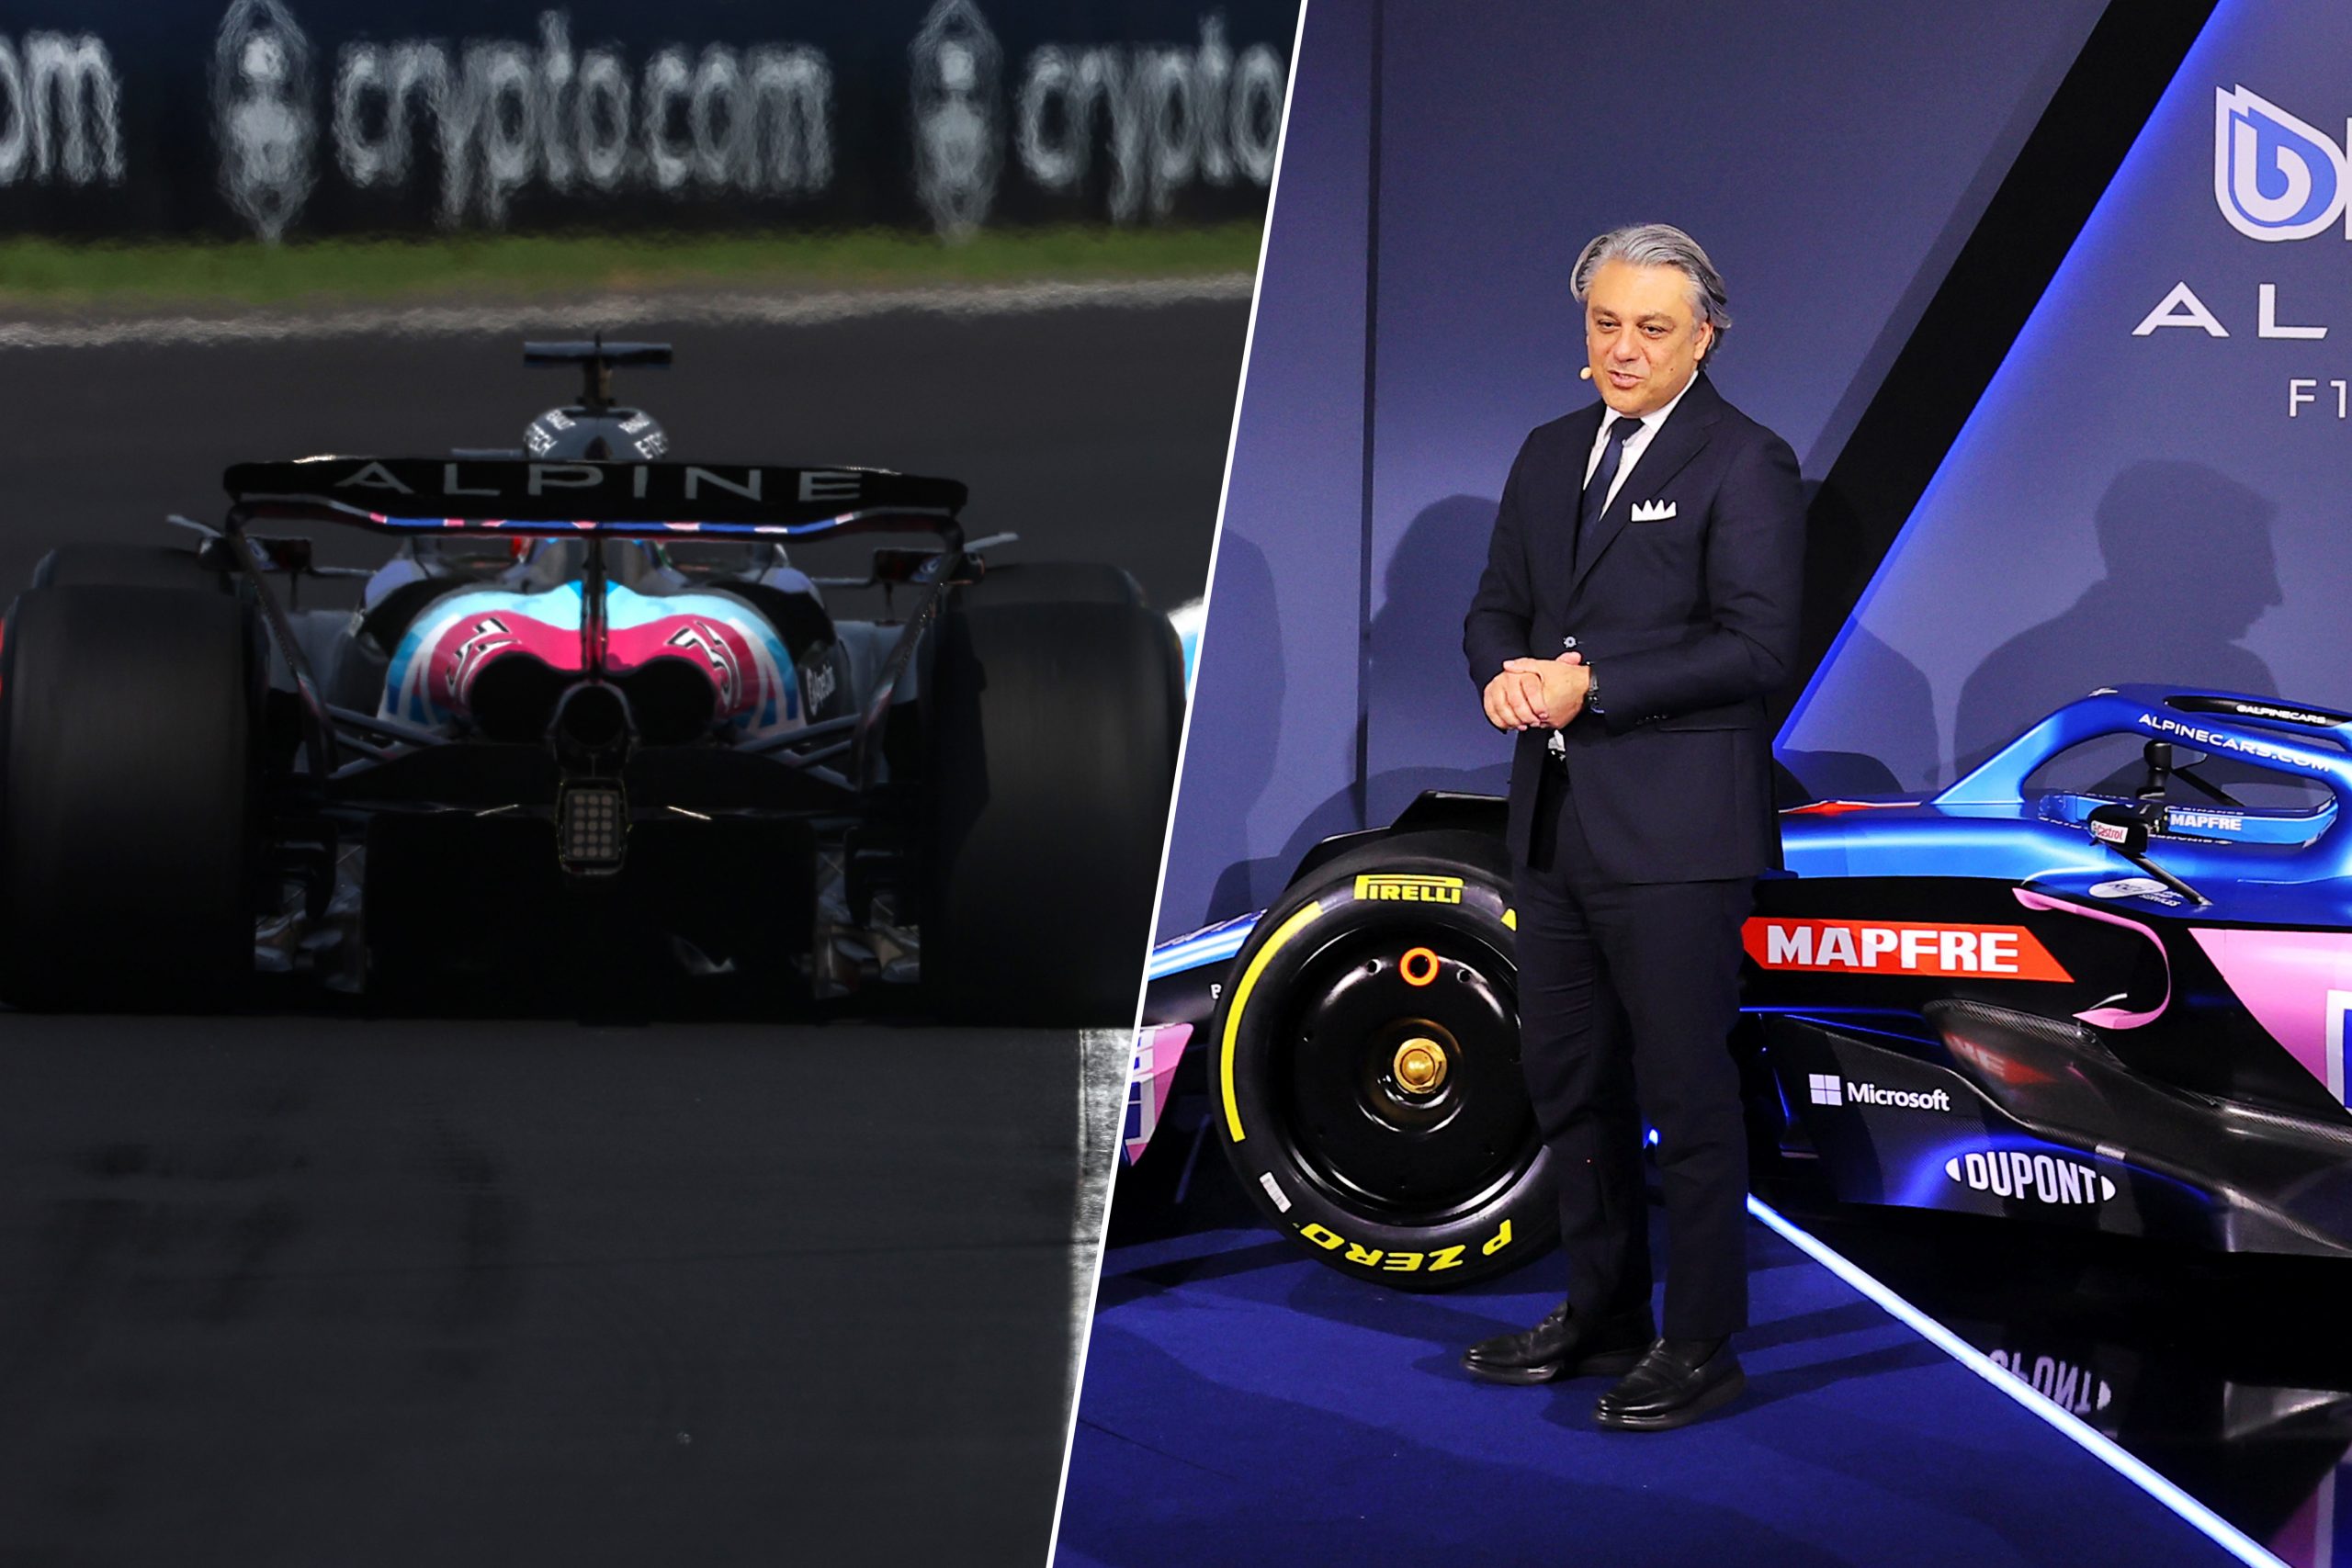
[1459,223,1804,1430]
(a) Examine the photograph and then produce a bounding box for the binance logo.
[1353,874,1464,905]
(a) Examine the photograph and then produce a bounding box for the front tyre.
[1213,829,1555,1290]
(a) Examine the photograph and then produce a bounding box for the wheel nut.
[1393,1037,1448,1094]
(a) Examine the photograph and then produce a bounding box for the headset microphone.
[1578,367,1593,380]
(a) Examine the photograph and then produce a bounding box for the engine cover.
[381,582,806,740]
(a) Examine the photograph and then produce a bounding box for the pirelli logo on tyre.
[1743,918,2072,981]
[1353,874,1463,905]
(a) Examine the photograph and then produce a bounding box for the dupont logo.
[1353,874,1462,905]
[1809,1073,1951,1111]
[1744,919,2071,981]
[1945,1148,2116,1206]
[1990,1348,2113,1416]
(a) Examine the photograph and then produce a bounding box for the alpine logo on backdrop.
[1945,1147,2116,1206]
[2137,85,2352,363]
[2214,85,2347,241]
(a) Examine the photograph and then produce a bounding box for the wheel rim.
[1271,921,1540,1224]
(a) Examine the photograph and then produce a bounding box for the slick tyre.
[1213,829,1555,1290]
[0,586,263,1010]
[923,564,1182,1024]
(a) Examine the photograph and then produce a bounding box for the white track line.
[1069,1028,1130,1403]
[0,273,1258,353]
[1748,1196,2286,1568]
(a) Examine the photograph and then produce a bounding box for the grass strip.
[0,223,1263,310]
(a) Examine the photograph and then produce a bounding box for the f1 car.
[0,339,1182,1020]
[1128,687,2352,1287]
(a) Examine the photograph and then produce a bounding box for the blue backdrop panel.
[1783,0,2350,789]
[1362,0,2107,829]
[1161,0,2107,937]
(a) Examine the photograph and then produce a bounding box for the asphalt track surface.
[0,295,1245,612]
[0,296,1245,1565]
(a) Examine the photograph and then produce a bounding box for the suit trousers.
[1514,758,1754,1339]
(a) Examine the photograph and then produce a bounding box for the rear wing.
[219,456,972,785]
[222,456,966,541]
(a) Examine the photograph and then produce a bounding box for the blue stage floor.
[1059,1213,2238,1567]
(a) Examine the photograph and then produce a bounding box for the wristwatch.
[1584,664,1604,717]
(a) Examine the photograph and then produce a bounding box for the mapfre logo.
[1743,919,2072,981]
[2215,85,2350,241]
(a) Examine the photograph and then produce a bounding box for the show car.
[0,339,1182,1021]
[1127,687,2352,1287]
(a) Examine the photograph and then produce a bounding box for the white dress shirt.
[1580,368,1699,515]
[1552,370,1700,741]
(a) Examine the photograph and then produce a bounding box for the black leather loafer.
[1460,1303,1656,1386]
[1593,1337,1747,1430]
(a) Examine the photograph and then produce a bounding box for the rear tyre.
[0,586,262,1010]
[1213,829,1555,1290]
[922,563,1182,1024]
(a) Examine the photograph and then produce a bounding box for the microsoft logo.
[1805,1073,1957,1113]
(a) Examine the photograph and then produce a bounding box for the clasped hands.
[1482,650,1589,732]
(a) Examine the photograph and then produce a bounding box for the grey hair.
[1570,223,1732,356]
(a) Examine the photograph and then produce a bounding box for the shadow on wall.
[1780,479,1937,798]
[1184,532,1286,931]
[1202,496,1517,924]
[1777,623,1935,799]
[1952,459,2280,778]
[1364,493,1515,821]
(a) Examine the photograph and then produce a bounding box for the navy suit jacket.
[1463,372,1804,883]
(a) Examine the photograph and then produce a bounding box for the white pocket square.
[1629,499,1678,522]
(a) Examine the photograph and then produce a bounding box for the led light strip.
[1745,1195,2286,1568]
[1147,919,1253,980]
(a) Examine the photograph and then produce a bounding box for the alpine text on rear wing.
[223,456,968,539]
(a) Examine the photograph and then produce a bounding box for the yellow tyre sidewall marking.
[1219,899,1325,1143]
[1293,1223,1508,1272]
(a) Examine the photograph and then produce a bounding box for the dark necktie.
[1574,414,1645,576]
